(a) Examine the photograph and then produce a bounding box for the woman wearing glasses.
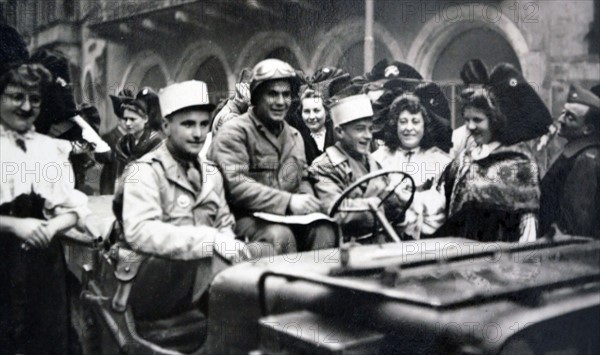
[0,62,88,353]
[435,62,552,242]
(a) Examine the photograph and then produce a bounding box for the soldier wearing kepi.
[209,59,336,254]
[309,94,409,240]
[540,85,600,239]
[122,80,245,261]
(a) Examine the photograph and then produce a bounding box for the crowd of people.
[2,23,600,353]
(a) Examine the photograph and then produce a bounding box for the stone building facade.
[3,0,598,133]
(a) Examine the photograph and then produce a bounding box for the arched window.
[264,47,300,69]
[193,56,229,102]
[337,40,393,77]
[139,65,167,91]
[431,29,521,127]
[432,29,521,82]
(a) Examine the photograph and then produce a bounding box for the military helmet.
[250,58,297,95]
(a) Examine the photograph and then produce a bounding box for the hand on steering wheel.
[328,169,416,244]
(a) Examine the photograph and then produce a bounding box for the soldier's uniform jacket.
[309,143,401,236]
[540,136,600,239]
[122,141,235,260]
[208,108,313,217]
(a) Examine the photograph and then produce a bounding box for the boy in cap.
[121,80,245,260]
[209,59,336,254]
[540,84,600,239]
[309,94,409,240]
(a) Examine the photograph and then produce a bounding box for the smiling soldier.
[309,94,409,240]
[209,59,336,254]
[122,80,245,261]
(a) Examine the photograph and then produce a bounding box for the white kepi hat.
[158,80,215,118]
[329,94,374,127]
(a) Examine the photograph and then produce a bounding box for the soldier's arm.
[205,163,236,238]
[208,123,292,215]
[309,159,378,226]
[212,99,246,134]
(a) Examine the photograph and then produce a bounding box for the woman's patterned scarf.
[442,142,540,217]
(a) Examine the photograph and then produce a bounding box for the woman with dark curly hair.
[371,93,451,239]
[373,93,451,190]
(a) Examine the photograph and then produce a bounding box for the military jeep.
[64,172,600,354]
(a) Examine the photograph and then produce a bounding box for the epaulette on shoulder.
[324,146,348,166]
[311,151,329,166]
[136,154,154,164]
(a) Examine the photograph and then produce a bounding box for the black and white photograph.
[1,0,599,354]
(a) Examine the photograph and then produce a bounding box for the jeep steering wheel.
[328,169,416,245]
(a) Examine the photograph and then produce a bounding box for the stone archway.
[175,41,234,96]
[406,8,533,81]
[120,50,171,92]
[310,19,404,75]
[406,8,546,127]
[234,31,309,74]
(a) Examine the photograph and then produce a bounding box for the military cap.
[159,80,215,118]
[567,84,600,109]
[329,94,373,127]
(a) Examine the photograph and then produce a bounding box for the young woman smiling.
[372,93,451,239]
[435,87,540,242]
[373,93,451,190]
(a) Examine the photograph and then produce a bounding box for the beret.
[567,84,600,109]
